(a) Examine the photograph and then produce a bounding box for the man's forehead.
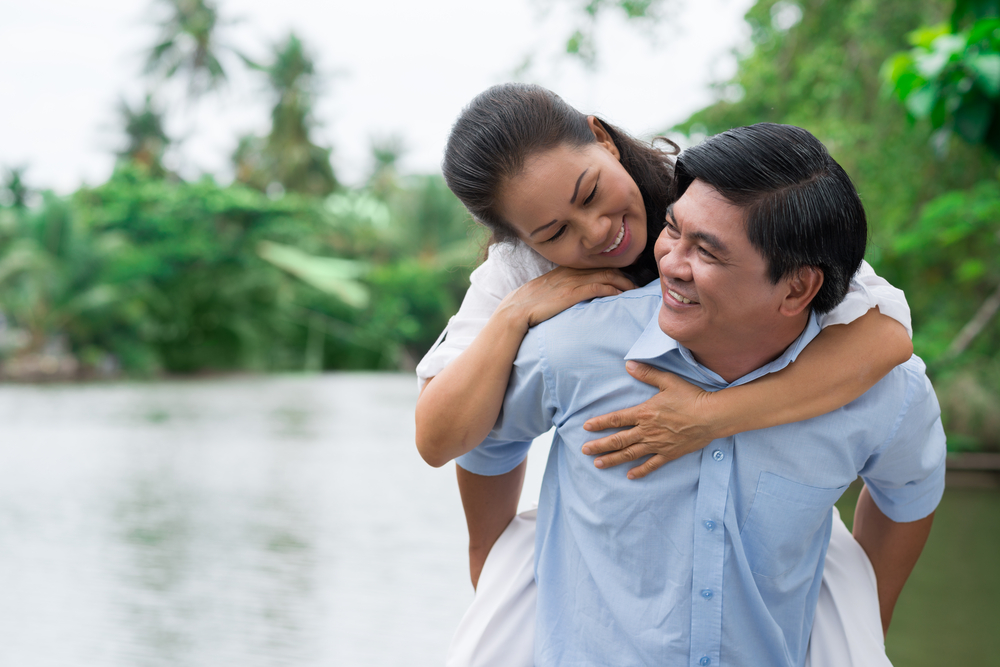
[670,180,746,250]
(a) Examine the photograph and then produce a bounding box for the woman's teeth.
[602,222,626,253]
[669,289,693,304]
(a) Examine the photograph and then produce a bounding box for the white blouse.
[416,242,912,389]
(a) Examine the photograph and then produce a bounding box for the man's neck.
[687,315,811,384]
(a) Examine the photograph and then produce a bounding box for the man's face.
[655,179,788,364]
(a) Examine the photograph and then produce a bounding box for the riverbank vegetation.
[1,0,997,452]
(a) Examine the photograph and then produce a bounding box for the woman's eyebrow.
[569,168,589,204]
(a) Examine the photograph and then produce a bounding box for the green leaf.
[257,240,370,308]
[957,258,987,282]
[954,95,994,143]
[968,18,1000,45]
[904,84,938,119]
[967,53,1000,97]
[908,23,951,49]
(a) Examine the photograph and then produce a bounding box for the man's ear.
[587,116,621,160]
[779,266,823,317]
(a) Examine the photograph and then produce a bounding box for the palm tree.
[233,33,337,197]
[1,167,31,208]
[145,0,229,97]
[118,95,172,177]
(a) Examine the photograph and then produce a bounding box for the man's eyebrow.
[665,205,730,255]
[689,230,729,255]
[569,168,589,204]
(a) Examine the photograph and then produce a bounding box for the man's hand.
[581,361,717,479]
[852,484,935,636]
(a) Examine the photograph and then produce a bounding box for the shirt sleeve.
[857,358,947,522]
[816,260,913,338]
[455,324,556,476]
[414,243,555,390]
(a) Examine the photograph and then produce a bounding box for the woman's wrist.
[696,388,742,440]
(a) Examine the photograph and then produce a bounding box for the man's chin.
[658,306,694,342]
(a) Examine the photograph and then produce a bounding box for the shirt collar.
[625,306,822,390]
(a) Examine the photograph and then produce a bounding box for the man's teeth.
[602,223,626,253]
[669,289,693,304]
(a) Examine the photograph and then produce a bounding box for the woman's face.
[496,119,647,270]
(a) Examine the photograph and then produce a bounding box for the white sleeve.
[414,243,556,390]
[816,260,912,338]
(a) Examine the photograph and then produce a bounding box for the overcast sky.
[1,0,755,193]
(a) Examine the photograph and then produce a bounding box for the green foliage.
[559,0,670,66]
[883,4,1000,153]
[234,34,337,197]
[0,162,477,377]
[146,0,228,96]
[117,95,172,177]
[667,0,1000,450]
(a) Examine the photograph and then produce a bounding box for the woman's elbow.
[415,419,449,468]
[888,322,914,366]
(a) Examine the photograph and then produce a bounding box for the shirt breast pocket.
[740,472,848,578]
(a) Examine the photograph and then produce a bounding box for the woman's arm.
[582,309,912,478]
[415,266,634,467]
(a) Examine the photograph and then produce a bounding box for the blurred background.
[0,0,997,665]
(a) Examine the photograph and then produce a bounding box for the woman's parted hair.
[442,83,676,286]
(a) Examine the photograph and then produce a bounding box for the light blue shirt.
[457,281,946,667]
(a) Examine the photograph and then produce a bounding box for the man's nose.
[657,239,691,281]
[580,212,612,250]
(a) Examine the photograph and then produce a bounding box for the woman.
[415,83,909,666]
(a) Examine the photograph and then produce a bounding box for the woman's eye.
[583,184,598,206]
[547,226,567,242]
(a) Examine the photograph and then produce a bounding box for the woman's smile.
[498,139,647,270]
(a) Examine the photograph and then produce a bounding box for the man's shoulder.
[534,280,662,334]
[520,280,663,371]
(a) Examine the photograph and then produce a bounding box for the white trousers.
[446,507,891,667]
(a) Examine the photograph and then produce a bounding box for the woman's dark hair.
[442,83,677,286]
[673,123,867,314]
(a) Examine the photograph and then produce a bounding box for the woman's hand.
[498,266,636,334]
[581,361,717,480]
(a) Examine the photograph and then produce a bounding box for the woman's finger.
[582,425,641,455]
[593,442,649,469]
[626,454,670,480]
[583,406,641,433]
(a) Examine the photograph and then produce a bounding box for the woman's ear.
[587,116,621,160]
[779,266,824,317]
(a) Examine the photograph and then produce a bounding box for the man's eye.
[698,246,716,260]
[547,226,567,242]
[583,184,598,206]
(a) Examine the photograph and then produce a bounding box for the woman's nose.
[580,213,612,250]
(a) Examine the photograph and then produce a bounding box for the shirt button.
[712,449,724,461]
[703,520,716,531]
[701,589,713,600]
[700,657,712,666]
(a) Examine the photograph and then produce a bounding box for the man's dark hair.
[672,123,867,313]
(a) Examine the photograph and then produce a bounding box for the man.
[455,124,945,666]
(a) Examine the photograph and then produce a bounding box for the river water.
[1,374,996,666]
[0,374,556,667]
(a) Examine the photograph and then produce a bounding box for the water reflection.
[0,375,471,666]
